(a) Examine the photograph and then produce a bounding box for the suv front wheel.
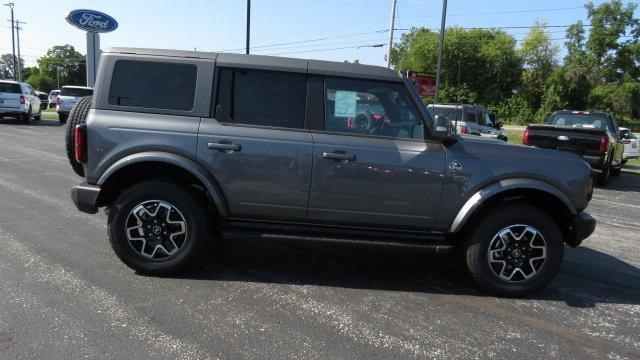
[108,180,211,275]
[464,203,564,297]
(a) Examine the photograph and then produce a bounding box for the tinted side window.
[465,109,477,123]
[216,68,306,129]
[109,60,197,111]
[324,78,422,139]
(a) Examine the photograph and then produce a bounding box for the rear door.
[197,67,313,221]
[307,76,446,229]
[0,82,23,110]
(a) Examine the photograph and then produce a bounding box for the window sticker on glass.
[334,91,357,118]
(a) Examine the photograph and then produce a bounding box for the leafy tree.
[519,22,559,114]
[391,27,522,104]
[0,53,25,80]
[37,45,85,87]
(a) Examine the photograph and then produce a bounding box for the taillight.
[598,135,609,152]
[523,129,530,145]
[75,124,87,163]
[460,125,469,134]
[56,96,61,105]
[19,96,25,104]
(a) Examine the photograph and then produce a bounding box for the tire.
[58,113,68,123]
[34,109,41,121]
[22,109,31,123]
[64,96,92,177]
[596,166,610,186]
[107,180,210,275]
[464,202,564,297]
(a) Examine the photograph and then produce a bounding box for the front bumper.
[71,183,101,214]
[567,212,596,247]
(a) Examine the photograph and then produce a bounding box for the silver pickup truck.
[66,47,596,297]
[56,85,93,122]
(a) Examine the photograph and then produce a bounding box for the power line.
[397,6,586,19]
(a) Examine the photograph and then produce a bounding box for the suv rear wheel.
[107,180,210,275]
[65,96,92,177]
[464,203,564,297]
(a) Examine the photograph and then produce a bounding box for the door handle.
[208,142,241,152]
[322,151,356,162]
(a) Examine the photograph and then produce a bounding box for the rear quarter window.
[108,60,197,111]
[0,83,22,93]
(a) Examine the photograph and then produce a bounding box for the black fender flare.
[449,178,576,233]
[97,151,228,217]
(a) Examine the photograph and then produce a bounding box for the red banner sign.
[407,71,436,97]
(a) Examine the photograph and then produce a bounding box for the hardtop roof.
[104,47,402,83]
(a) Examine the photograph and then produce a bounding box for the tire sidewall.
[108,182,208,274]
[466,204,564,296]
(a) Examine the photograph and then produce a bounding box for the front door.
[197,68,313,221]
[308,77,446,229]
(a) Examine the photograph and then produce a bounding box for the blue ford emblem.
[66,9,118,33]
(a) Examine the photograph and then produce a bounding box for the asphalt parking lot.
[0,119,638,359]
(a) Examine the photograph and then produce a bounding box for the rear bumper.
[567,212,596,247]
[71,183,100,214]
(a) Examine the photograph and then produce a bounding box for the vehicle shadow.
[0,117,65,127]
[606,173,640,192]
[162,236,640,308]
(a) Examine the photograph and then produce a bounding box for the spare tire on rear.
[65,96,92,177]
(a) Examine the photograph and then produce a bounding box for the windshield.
[0,83,22,94]
[61,87,93,97]
[621,130,636,140]
[547,113,610,131]
[428,106,462,122]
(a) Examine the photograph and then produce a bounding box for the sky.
[1,0,638,68]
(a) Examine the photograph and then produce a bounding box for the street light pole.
[4,3,16,80]
[15,20,24,81]
[434,0,448,104]
[386,0,397,68]
[246,0,251,54]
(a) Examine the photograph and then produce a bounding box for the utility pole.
[56,67,60,89]
[15,20,24,81]
[4,3,15,80]
[246,0,251,54]
[434,0,448,104]
[386,0,397,68]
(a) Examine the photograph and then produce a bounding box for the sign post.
[65,9,118,87]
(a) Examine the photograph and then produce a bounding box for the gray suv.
[69,48,595,296]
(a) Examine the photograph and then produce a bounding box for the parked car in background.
[0,80,41,122]
[427,104,507,141]
[56,86,93,122]
[524,111,624,186]
[48,89,60,108]
[67,47,596,297]
[36,91,49,111]
[620,127,639,163]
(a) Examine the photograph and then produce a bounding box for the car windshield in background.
[0,83,22,93]
[61,88,93,97]
[547,113,610,131]
[621,130,636,140]
[429,107,462,122]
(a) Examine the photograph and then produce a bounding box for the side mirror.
[433,115,452,141]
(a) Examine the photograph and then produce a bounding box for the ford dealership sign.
[66,9,118,33]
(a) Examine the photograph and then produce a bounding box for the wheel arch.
[450,178,578,244]
[96,152,228,217]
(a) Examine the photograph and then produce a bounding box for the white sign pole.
[86,32,100,87]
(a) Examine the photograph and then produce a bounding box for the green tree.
[0,53,25,80]
[519,22,559,118]
[25,67,54,93]
[37,45,85,87]
[391,27,522,104]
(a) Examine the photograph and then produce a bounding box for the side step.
[220,219,453,254]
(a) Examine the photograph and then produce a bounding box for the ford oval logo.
[557,135,570,141]
[66,9,118,33]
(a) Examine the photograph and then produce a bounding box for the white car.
[0,80,41,123]
[620,127,639,163]
[56,85,93,122]
[48,89,60,108]
[427,103,507,141]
